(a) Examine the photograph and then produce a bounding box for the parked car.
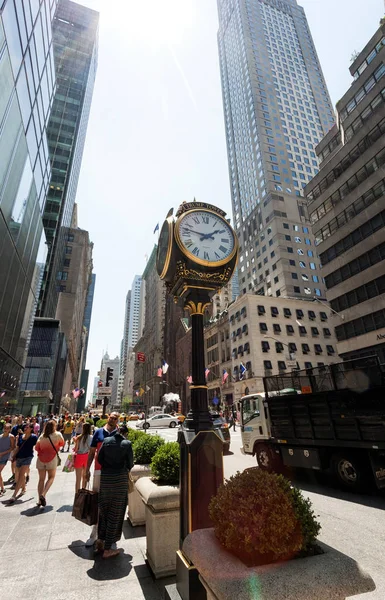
[210,413,231,453]
[136,413,180,429]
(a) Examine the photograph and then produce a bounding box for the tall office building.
[0,0,57,399]
[306,24,385,362]
[37,0,99,317]
[120,275,145,377]
[217,0,335,300]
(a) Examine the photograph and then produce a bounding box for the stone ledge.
[183,528,376,600]
[131,463,152,481]
[136,477,180,511]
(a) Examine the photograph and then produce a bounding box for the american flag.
[205,368,210,379]
[187,375,193,384]
[222,369,229,384]
[157,366,162,377]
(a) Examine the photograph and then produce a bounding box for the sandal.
[39,495,46,507]
[7,497,16,504]
[102,549,120,559]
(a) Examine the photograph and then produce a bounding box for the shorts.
[63,433,72,442]
[36,456,58,470]
[16,456,33,468]
[74,453,88,469]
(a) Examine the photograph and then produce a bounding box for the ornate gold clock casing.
[157,201,238,302]
[156,215,175,281]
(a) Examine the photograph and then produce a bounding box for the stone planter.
[183,529,375,600]
[136,477,180,579]
[127,464,152,526]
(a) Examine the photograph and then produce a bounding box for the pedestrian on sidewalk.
[73,422,92,492]
[35,420,64,507]
[7,423,37,503]
[62,416,75,452]
[96,424,134,558]
[0,424,15,495]
[84,412,119,547]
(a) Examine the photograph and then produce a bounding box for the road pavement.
[141,422,385,599]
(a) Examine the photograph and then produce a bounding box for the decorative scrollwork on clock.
[176,261,232,283]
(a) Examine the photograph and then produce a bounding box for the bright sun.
[104,0,196,47]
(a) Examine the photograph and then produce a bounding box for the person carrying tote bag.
[35,420,64,507]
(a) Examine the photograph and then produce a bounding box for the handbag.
[72,486,98,525]
[48,435,62,466]
[62,453,75,473]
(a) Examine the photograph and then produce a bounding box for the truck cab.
[240,393,271,455]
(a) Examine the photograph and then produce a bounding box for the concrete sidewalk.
[0,454,174,600]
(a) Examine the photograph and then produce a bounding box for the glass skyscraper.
[0,0,57,398]
[217,0,335,300]
[37,0,98,318]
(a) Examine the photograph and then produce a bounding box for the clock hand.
[182,226,213,238]
[211,229,226,235]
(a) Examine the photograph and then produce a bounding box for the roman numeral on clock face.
[192,247,199,256]
[185,239,193,248]
[192,216,200,225]
[202,215,209,224]
[204,251,210,260]
[219,245,227,254]
[215,252,221,260]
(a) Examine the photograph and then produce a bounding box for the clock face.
[176,210,235,265]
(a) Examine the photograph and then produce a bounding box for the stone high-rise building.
[217,0,335,299]
[306,24,385,362]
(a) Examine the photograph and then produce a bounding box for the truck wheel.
[255,443,277,472]
[331,453,367,491]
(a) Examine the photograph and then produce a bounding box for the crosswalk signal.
[106,367,114,387]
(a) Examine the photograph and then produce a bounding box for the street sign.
[286,360,297,368]
[137,352,146,362]
[97,387,112,396]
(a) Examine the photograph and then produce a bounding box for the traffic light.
[106,367,114,387]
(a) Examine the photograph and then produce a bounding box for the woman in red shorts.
[73,422,92,492]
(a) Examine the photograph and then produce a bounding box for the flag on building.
[222,369,229,384]
[239,362,246,380]
[135,390,139,397]
[157,366,162,377]
[187,375,193,384]
[205,368,210,379]
[139,387,145,397]
[162,359,169,374]
[153,223,159,234]
[72,387,80,399]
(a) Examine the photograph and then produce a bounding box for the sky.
[71,0,383,399]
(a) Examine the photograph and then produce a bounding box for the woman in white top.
[73,422,92,492]
[74,416,85,436]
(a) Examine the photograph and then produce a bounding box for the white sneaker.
[85,536,96,547]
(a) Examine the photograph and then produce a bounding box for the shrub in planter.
[96,419,107,428]
[133,434,164,465]
[126,428,146,444]
[151,442,180,485]
[208,468,320,566]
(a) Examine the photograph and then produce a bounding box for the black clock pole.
[157,201,238,600]
[176,290,224,600]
